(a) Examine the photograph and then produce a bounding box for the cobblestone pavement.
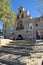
[0,40,43,65]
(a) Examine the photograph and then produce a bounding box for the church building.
[13,6,43,40]
[2,6,43,39]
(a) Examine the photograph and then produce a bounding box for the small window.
[26,31,28,33]
[20,10,21,13]
[16,22,24,30]
[22,13,24,18]
[30,26,32,29]
[29,23,33,31]
[19,23,23,28]
[36,24,38,26]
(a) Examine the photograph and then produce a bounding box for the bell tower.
[16,6,25,30]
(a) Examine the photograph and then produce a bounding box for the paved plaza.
[0,40,43,65]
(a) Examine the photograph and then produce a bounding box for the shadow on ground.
[0,40,43,65]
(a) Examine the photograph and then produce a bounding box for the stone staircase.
[0,40,43,65]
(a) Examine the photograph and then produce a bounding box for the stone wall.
[2,6,43,39]
[13,16,43,40]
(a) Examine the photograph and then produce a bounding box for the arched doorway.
[16,34,23,40]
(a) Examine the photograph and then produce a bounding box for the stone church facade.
[13,6,43,40]
[2,6,43,39]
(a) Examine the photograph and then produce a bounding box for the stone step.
[9,40,43,44]
[0,46,43,56]
[2,45,43,51]
[1,41,43,56]
[9,40,36,45]
[8,40,43,46]
[0,59,25,65]
[10,40,36,43]
[15,44,43,46]
[0,49,31,56]
[2,43,43,51]
[2,46,33,50]
[0,40,43,65]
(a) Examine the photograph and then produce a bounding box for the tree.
[0,0,16,29]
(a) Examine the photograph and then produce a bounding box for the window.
[16,22,24,30]
[20,10,21,13]
[29,23,33,31]
[22,13,24,18]
[30,26,32,29]
[19,23,24,29]
[19,23,23,27]
[36,24,38,26]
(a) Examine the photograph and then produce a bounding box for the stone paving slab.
[0,40,43,65]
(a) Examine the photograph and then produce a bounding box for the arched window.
[16,21,24,30]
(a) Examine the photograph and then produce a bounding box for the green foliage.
[0,0,16,28]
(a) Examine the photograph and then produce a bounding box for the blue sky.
[10,0,41,18]
[0,0,41,29]
[0,22,3,30]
